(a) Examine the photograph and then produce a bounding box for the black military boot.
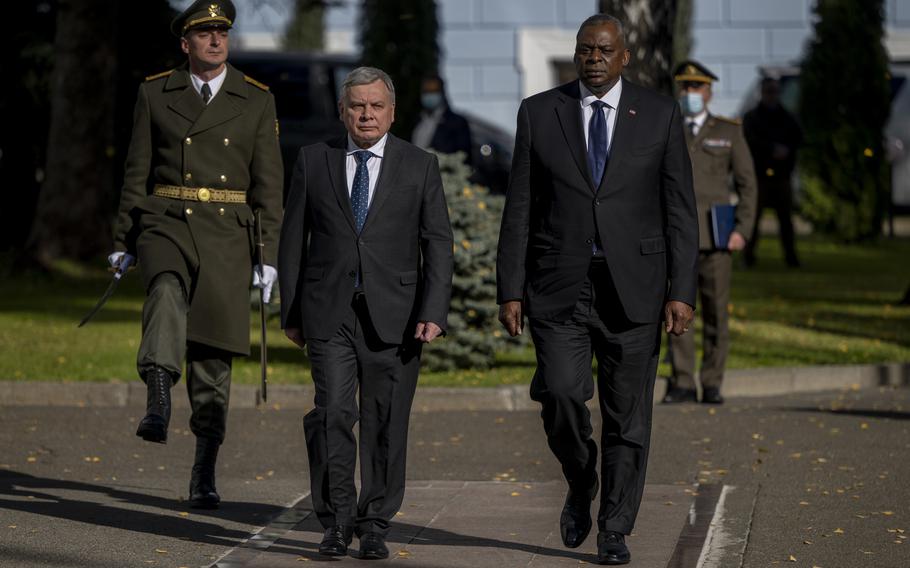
[135,367,175,443]
[189,436,221,509]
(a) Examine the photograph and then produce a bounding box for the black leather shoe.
[136,367,176,443]
[701,387,724,404]
[561,475,598,548]
[661,386,697,404]
[596,531,631,565]
[189,436,221,509]
[358,532,389,560]
[319,525,354,556]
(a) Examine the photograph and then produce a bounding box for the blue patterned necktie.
[351,150,373,232]
[587,100,609,187]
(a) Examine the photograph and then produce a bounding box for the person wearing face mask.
[411,75,472,164]
[661,60,757,405]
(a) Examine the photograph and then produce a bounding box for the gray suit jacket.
[278,134,454,343]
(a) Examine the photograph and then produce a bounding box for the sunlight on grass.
[1,235,907,387]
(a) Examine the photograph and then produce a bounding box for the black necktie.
[587,101,609,186]
[201,83,212,105]
[688,120,697,137]
[351,150,373,232]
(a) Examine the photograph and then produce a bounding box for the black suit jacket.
[429,108,473,164]
[279,134,454,343]
[496,79,698,323]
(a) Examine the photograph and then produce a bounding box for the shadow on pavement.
[0,470,284,546]
[782,407,910,421]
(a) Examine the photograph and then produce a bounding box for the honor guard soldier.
[662,60,757,405]
[108,0,283,508]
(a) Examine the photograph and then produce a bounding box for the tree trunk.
[27,0,117,265]
[598,0,691,96]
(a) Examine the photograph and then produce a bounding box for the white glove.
[252,264,278,304]
[107,252,136,274]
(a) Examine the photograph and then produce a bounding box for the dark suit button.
[595,199,601,205]
[348,270,356,277]
[359,239,364,246]
[586,238,593,244]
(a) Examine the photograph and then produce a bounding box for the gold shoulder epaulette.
[715,115,742,125]
[244,75,269,91]
[145,69,174,82]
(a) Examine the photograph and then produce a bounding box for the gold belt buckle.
[197,188,211,202]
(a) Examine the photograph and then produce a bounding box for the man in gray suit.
[278,67,454,560]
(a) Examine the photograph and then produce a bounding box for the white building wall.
[173,0,910,133]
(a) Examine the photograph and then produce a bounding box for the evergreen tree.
[798,0,890,241]
[359,0,438,140]
[421,153,520,371]
[284,0,326,51]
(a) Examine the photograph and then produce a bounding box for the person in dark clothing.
[411,76,472,163]
[742,77,803,267]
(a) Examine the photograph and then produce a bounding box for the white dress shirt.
[345,133,387,205]
[686,110,708,136]
[190,65,227,104]
[580,78,622,154]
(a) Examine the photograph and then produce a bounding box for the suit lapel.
[325,137,357,233]
[360,135,404,234]
[599,78,640,195]
[554,82,596,192]
[187,64,245,136]
[165,68,204,124]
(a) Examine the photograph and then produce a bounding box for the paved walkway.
[215,482,713,567]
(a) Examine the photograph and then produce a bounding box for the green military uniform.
[113,0,282,445]
[667,61,757,397]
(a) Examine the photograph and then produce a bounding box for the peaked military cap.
[673,60,718,84]
[171,0,236,37]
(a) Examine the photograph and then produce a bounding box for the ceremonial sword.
[256,210,268,403]
[78,258,133,327]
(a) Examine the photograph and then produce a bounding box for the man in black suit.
[278,66,453,560]
[411,75,473,163]
[496,14,698,565]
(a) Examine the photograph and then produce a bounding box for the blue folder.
[710,204,736,250]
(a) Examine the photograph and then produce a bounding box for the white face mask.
[678,91,705,115]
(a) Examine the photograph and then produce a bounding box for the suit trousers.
[668,251,732,391]
[745,177,799,266]
[528,261,661,534]
[137,272,233,443]
[304,293,421,536]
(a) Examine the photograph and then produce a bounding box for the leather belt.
[153,184,246,204]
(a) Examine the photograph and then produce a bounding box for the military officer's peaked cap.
[171,0,236,37]
[673,60,718,84]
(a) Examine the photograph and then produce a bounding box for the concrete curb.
[1,362,907,410]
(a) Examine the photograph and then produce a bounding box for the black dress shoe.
[358,532,389,560]
[661,386,697,404]
[136,367,176,443]
[561,475,598,548]
[596,531,631,565]
[318,525,354,556]
[701,387,724,404]
[189,436,221,509]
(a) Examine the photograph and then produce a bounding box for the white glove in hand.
[107,252,136,274]
[252,264,278,304]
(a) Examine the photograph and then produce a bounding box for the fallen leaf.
[155,549,167,554]
[510,492,521,497]
[833,528,844,534]
[789,554,797,562]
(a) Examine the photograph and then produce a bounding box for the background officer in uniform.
[742,76,803,268]
[108,0,283,508]
[662,60,757,405]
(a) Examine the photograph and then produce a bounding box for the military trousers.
[137,272,233,443]
[668,250,732,391]
[303,293,421,537]
[527,261,661,534]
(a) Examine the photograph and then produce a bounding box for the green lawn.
[0,235,907,387]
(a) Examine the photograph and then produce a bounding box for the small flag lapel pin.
[629,109,637,115]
